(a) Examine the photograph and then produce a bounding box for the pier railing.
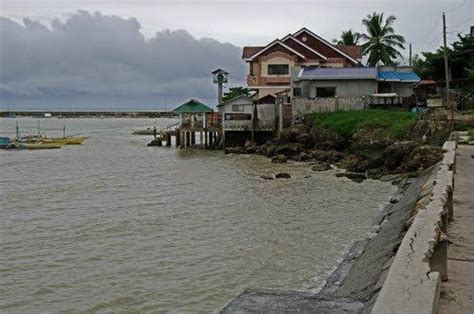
[372,141,456,314]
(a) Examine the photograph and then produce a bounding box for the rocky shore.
[224,117,445,183]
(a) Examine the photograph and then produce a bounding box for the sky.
[0,0,473,110]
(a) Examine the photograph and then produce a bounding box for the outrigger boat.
[15,142,65,149]
[1,121,87,150]
[131,127,155,135]
[40,136,88,145]
[0,137,64,150]
[15,122,88,145]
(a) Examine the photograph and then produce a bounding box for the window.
[268,64,289,75]
[378,82,392,93]
[316,87,336,97]
[232,104,244,112]
[293,87,302,97]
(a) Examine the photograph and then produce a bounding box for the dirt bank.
[225,111,447,182]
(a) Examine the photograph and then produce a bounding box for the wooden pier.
[148,99,222,148]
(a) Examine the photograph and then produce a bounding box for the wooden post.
[176,129,181,147]
[166,132,171,147]
[185,131,190,147]
[200,131,204,148]
[191,132,196,145]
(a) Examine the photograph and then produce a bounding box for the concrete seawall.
[371,141,456,314]
[221,169,437,312]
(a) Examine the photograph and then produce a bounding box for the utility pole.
[409,43,412,66]
[442,12,450,108]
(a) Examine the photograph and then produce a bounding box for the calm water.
[0,118,396,312]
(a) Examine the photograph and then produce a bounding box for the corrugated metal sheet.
[174,99,214,113]
[378,71,421,82]
[298,67,420,82]
[397,72,421,82]
[298,67,377,80]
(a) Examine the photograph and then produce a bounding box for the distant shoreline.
[0,111,178,118]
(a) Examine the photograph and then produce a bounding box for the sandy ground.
[439,144,474,314]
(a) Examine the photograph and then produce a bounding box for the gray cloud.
[0,11,246,109]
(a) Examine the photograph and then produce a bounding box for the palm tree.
[333,30,361,46]
[360,12,405,66]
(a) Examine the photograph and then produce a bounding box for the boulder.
[296,132,313,145]
[383,141,418,169]
[311,162,331,171]
[224,147,244,154]
[275,172,291,179]
[147,139,162,147]
[255,143,276,157]
[398,145,443,173]
[310,149,345,163]
[274,143,305,157]
[271,155,288,163]
[339,154,370,173]
[367,167,389,180]
[244,140,257,154]
[260,175,274,180]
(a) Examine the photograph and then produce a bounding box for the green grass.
[309,109,418,139]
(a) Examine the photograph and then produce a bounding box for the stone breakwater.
[371,141,456,314]
[221,167,437,313]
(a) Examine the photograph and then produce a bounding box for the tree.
[413,34,474,93]
[333,29,361,46]
[360,12,405,66]
[222,87,251,103]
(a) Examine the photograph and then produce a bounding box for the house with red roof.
[243,27,363,101]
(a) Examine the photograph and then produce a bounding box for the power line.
[450,17,473,32]
[446,0,470,13]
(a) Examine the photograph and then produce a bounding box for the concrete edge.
[371,141,456,314]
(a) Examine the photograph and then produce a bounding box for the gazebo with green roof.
[174,99,214,114]
[173,99,221,148]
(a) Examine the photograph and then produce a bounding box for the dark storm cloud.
[0,11,245,108]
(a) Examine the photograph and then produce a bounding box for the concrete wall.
[222,103,276,131]
[292,97,367,117]
[372,141,456,314]
[218,97,254,115]
[294,79,377,98]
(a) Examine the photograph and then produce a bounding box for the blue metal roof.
[378,71,400,81]
[397,72,421,82]
[298,67,377,80]
[298,67,420,82]
[377,71,420,82]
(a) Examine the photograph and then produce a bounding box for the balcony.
[246,75,291,86]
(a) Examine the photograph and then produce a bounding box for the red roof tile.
[336,45,363,60]
[242,46,264,59]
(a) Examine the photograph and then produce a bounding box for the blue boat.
[0,137,14,149]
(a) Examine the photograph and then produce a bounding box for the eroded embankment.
[225,110,446,183]
[221,171,434,313]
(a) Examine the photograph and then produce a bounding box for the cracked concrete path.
[439,144,474,314]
